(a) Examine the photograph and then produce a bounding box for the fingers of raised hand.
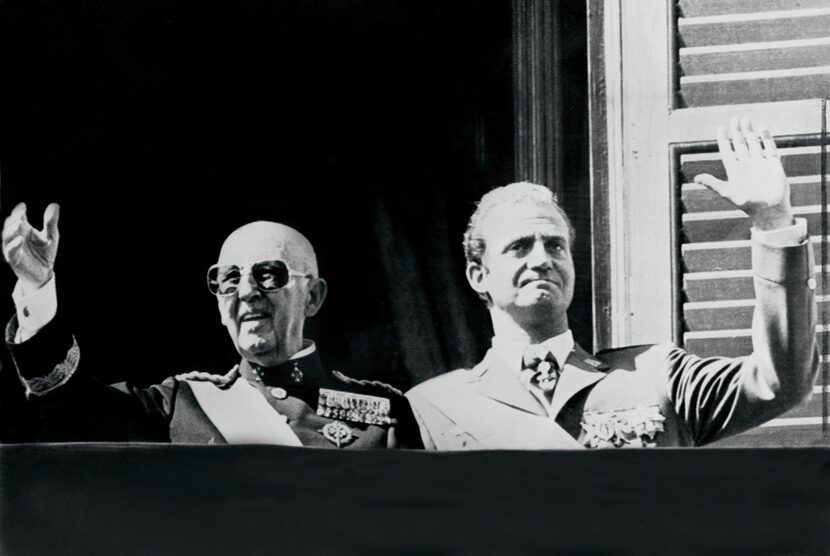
[694,173,728,196]
[2,203,31,247]
[716,126,736,165]
[1,235,25,263]
[719,117,780,168]
[43,203,60,242]
[758,124,779,159]
[741,117,763,158]
[729,116,749,160]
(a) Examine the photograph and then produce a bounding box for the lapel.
[548,343,609,419]
[475,348,546,417]
[422,350,583,449]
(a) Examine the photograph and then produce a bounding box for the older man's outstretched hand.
[2,202,60,291]
[694,116,794,232]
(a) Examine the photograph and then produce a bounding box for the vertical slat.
[820,99,828,436]
[588,0,612,350]
[512,0,562,195]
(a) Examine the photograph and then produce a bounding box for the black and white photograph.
[1,1,829,553]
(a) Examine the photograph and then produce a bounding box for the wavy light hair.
[463,181,575,266]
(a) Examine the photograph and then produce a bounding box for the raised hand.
[2,202,60,290]
[694,116,793,231]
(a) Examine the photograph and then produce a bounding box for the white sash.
[187,377,303,446]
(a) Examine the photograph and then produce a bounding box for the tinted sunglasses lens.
[252,260,290,291]
[207,265,241,296]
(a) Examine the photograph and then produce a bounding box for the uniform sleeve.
[5,311,176,442]
[404,390,438,450]
[390,392,426,449]
[666,220,818,445]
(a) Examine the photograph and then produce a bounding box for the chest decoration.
[580,405,665,448]
[316,388,392,426]
[289,363,304,384]
[319,421,357,448]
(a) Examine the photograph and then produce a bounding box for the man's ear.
[466,261,488,295]
[305,278,328,317]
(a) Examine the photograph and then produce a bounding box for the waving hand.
[694,116,793,231]
[2,202,60,290]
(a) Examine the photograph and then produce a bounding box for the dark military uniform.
[5,313,422,449]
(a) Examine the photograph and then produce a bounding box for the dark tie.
[522,345,560,395]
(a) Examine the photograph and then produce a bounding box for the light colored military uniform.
[407,226,818,449]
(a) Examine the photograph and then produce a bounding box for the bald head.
[217,221,319,277]
[213,220,328,367]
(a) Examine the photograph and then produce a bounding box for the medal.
[270,387,288,400]
[319,421,356,448]
[317,388,392,425]
[581,405,666,448]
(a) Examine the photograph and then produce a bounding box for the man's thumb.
[43,203,60,241]
[694,174,727,195]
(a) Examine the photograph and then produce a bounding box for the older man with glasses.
[2,212,422,448]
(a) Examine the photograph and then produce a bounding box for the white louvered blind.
[672,0,830,447]
[676,0,830,107]
[678,141,828,447]
[595,0,830,447]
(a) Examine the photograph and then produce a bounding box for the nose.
[236,269,262,301]
[526,240,552,270]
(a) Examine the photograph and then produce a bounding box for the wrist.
[18,270,53,296]
[752,206,794,232]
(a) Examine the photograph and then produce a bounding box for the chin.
[518,294,570,319]
[237,334,276,356]
[518,289,557,305]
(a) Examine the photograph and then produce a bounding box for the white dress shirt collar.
[290,339,317,360]
[491,330,575,378]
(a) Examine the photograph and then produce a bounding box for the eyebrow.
[504,233,568,247]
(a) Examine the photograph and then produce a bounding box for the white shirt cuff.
[12,275,58,343]
[751,218,808,247]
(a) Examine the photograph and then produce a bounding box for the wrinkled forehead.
[478,202,570,245]
[217,222,318,275]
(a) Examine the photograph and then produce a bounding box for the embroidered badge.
[289,363,304,384]
[580,405,665,449]
[319,421,356,448]
[317,388,392,425]
[24,337,81,396]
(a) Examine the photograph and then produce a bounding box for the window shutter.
[676,1,830,108]
[672,1,830,446]
[593,0,830,446]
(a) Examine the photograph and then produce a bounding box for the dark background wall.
[0,0,588,440]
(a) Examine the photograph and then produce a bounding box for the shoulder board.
[595,344,654,356]
[331,370,403,397]
[175,365,239,389]
[594,344,655,369]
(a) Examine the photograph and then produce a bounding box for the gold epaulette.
[331,369,403,397]
[176,365,239,389]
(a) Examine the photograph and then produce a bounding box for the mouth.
[239,310,271,323]
[519,277,558,288]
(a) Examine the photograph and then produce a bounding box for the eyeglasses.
[207,260,312,296]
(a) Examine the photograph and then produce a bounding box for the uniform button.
[807,277,817,291]
[270,387,288,400]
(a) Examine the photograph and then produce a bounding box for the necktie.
[522,345,560,395]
